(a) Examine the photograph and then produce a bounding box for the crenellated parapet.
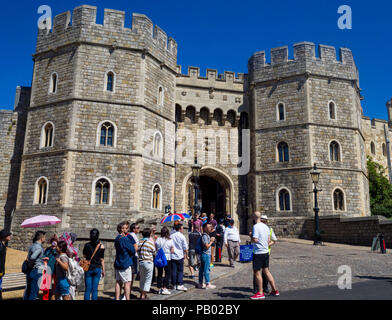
[36,5,177,70]
[176,65,247,92]
[248,42,358,84]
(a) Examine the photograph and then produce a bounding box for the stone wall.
[0,87,30,230]
[301,215,392,248]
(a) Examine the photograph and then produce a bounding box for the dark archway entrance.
[199,176,226,222]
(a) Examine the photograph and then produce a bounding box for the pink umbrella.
[21,215,61,228]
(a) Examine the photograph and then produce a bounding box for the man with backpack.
[196,223,216,289]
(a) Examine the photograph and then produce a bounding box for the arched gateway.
[181,166,238,227]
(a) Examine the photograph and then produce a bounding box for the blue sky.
[1,0,391,119]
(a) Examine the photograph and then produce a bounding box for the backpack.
[154,248,167,268]
[67,257,84,286]
[195,236,204,255]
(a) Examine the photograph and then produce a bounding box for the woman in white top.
[155,226,174,295]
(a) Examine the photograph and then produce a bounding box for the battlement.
[176,65,247,83]
[36,5,177,69]
[175,65,247,92]
[248,42,358,83]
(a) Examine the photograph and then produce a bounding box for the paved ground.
[97,237,392,300]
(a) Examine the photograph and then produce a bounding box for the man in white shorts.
[114,221,136,300]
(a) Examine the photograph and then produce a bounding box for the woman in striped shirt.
[138,228,156,300]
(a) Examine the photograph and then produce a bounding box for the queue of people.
[0,209,280,300]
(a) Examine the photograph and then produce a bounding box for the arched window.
[329,101,336,120]
[35,177,48,204]
[370,141,375,155]
[40,122,54,148]
[99,122,115,147]
[213,109,223,126]
[153,131,163,158]
[329,141,341,161]
[382,143,387,157]
[277,103,285,121]
[333,188,345,211]
[185,106,196,123]
[49,73,58,94]
[227,110,236,127]
[152,184,161,209]
[158,86,164,106]
[95,178,110,205]
[200,107,210,125]
[106,71,115,92]
[278,188,291,211]
[277,142,289,162]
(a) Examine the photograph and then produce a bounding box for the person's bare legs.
[189,265,194,276]
[115,281,122,300]
[262,268,277,292]
[254,270,263,294]
[63,294,71,300]
[124,282,131,300]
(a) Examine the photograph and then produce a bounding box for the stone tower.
[248,42,370,220]
[12,5,177,249]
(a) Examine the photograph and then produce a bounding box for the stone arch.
[181,166,238,227]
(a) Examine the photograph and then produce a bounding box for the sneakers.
[176,285,188,291]
[196,283,206,289]
[205,284,216,289]
[250,292,265,300]
[269,290,280,296]
[161,289,171,295]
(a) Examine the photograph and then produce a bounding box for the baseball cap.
[261,215,268,220]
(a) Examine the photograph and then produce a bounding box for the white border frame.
[91,176,113,206]
[276,102,286,122]
[276,186,293,212]
[40,121,55,149]
[48,72,58,94]
[331,187,346,212]
[151,183,162,210]
[96,120,118,148]
[104,70,116,93]
[328,140,342,162]
[328,100,337,120]
[33,176,49,205]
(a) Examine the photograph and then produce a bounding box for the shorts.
[131,256,138,274]
[188,249,200,267]
[252,253,269,271]
[115,266,133,283]
[55,276,70,296]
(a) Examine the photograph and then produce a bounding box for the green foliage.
[367,156,392,218]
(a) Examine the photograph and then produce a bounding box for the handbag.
[79,243,101,272]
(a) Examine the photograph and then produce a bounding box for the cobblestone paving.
[166,240,392,300]
[94,238,392,300]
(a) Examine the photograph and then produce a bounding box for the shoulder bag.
[79,243,101,272]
